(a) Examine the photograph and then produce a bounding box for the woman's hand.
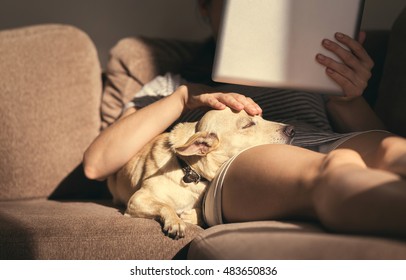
[176,83,262,115]
[316,31,374,101]
[316,31,385,132]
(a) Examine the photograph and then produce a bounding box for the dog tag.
[182,166,201,184]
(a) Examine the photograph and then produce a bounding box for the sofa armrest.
[0,24,102,200]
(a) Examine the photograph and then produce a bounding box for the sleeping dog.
[107,108,295,238]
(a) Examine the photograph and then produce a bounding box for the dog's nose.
[283,125,295,138]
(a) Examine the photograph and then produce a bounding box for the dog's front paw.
[163,218,187,239]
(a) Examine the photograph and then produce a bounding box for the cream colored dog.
[107,108,294,238]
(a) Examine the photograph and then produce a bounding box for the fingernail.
[317,54,326,61]
[336,32,344,39]
[323,39,331,46]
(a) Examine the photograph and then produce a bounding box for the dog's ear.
[174,131,219,156]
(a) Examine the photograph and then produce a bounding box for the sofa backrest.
[101,37,202,129]
[0,24,102,200]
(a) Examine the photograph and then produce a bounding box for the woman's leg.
[221,140,406,236]
[335,131,406,177]
[313,148,406,236]
[314,131,406,235]
[221,144,323,222]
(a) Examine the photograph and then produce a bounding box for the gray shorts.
[201,130,390,227]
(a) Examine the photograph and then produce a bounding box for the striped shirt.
[126,72,359,152]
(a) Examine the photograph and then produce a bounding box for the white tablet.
[212,0,365,94]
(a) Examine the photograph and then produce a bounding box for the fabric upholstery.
[375,7,406,137]
[101,37,202,129]
[1,20,405,260]
[188,221,406,259]
[0,199,203,259]
[0,24,102,200]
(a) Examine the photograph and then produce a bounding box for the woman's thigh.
[221,144,324,223]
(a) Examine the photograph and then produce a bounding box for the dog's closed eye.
[241,120,256,129]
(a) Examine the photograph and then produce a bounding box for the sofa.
[1,7,405,260]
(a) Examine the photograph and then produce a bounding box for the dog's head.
[169,108,294,179]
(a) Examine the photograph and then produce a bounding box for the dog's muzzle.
[283,125,295,138]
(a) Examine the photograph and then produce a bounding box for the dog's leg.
[126,192,187,239]
[180,208,205,227]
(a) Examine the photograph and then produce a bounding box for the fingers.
[357,31,367,45]
[335,32,374,69]
[202,92,262,115]
[316,32,374,98]
[219,93,262,115]
[205,94,227,110]
[182,83,262,115]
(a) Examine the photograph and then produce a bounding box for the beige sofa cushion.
[0,24,102,200]
[188,221,406,259]
[0,199,202,259]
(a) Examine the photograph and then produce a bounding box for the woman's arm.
[325,96,385,132]
[83,83,261,181]
[83,87,185,181]
[316,32,386,132]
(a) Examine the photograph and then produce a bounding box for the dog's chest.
[148,173,208,210]
[182,181,208,196]
[175,181,208,213]
[171,173,208,200]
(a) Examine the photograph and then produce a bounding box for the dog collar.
[176,157,208,184]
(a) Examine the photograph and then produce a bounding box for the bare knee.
[319,149,366,173]
[374,136,406,173]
